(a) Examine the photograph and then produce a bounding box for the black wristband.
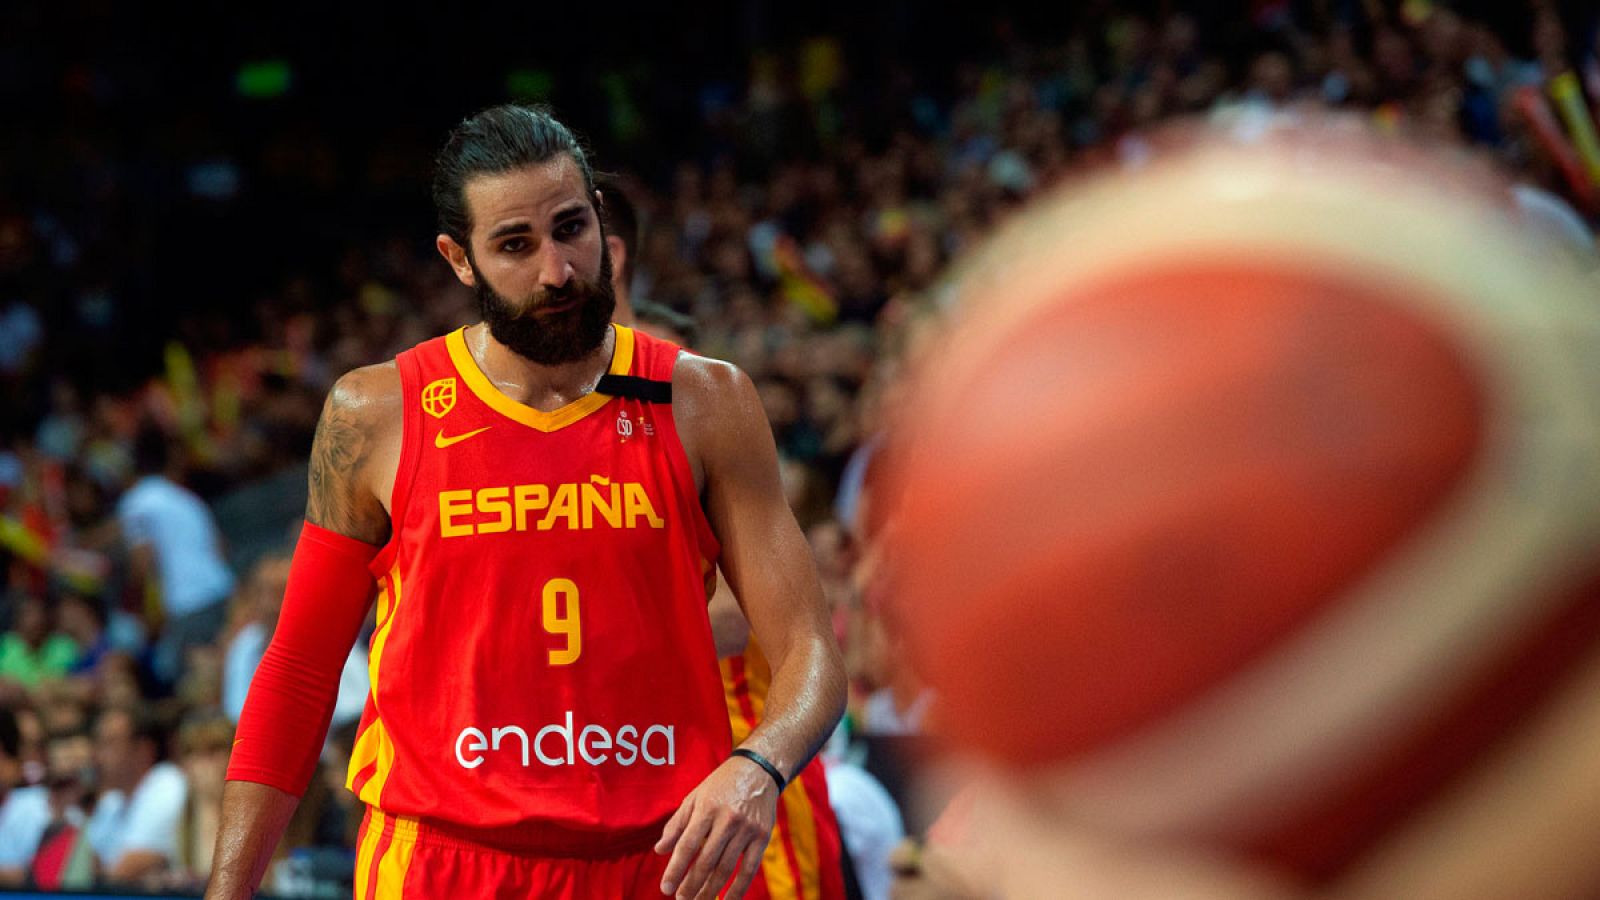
[730,748,786,793]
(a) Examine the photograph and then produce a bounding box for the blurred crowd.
[2,0,1597,894]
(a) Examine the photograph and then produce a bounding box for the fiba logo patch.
[422,378,457,418]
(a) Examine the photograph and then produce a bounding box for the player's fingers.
[660,809,715,896]
[678,819,732,896]
[697,832,752,896]
[723,837,768,900]
[656,798,694,856]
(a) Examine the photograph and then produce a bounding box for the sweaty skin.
[207,157,845,900]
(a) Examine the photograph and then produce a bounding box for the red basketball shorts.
[352,808,672,899]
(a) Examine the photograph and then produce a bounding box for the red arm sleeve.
[225,521,379,797]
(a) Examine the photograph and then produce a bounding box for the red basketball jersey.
[345,324,730,841]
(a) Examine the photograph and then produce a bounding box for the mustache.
[532,285,580,309]
[508,279,597,315]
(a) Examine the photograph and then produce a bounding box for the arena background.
[2,1,1598,896]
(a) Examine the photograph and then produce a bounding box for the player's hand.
[655,755,780,899]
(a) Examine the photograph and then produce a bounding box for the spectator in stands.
[0,750,48,886]
[33,697,89,739]
[34,590,132,714]
[175,641,225,712]
[25,726,96,890]
[221,554,368,728]
[0,719,89,886]
[95,652,148,709]
[58,589,112,677]
[44,727,94,819]
[220,555,290,722]
[0,595,78,692]
[85,705,186,886]
[116,424,235,685]
[0,705,36,885]
[165,712,233,890]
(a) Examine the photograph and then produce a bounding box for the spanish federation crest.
[422,377,457,418]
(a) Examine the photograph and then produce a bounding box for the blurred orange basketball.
[880,112,1600,878]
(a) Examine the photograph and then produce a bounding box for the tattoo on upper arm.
[306,379,388,544]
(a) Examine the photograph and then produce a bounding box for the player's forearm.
[205,780,298,900]
[737,630,847,779]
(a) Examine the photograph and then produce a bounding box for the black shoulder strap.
[597,374,672,404]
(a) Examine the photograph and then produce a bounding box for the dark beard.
[472,245,616,365]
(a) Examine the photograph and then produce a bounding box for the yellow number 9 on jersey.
[542,578,582,665]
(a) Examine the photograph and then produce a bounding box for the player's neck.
[466,322,616,413]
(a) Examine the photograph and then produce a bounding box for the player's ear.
[436,234,476,287]
[605,233,628,279]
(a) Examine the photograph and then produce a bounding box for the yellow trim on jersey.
[356,566,404,804]
[369,567,404,692]
[354,810,386,900]
[346,573,390,789]
[759,835,800,900]
[347,566,404,800]
[779,773,824,899]
[445,324,635,432]
[358,719,397,806]
[347,719,383,790]
[375,579,392,629]
[374,816,420,898]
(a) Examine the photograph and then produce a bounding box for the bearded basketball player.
[206,105,846,900]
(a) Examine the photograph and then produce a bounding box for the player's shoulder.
[324,360,402,426]
[671,352,755,406]
[670,353,768,463]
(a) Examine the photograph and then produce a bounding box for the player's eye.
[501,238,528,253]
[556,219,585,239]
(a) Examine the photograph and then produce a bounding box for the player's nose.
[535,242,574,290]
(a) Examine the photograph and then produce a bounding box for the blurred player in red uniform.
[603,178,849,900]
[207,105,846,900]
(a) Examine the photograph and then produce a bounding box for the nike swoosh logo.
[435,426,493,449]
